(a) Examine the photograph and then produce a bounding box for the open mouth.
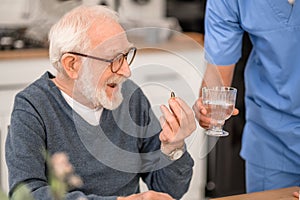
[107,83,118,88]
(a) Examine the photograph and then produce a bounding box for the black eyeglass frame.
[66,47,137,73]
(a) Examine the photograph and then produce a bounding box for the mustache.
[106,76,126,85]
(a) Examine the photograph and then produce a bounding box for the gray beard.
[75,70,124,110]
[77,81,124,110]
[95,83,123,110]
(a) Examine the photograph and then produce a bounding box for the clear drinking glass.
[202,86,237,137]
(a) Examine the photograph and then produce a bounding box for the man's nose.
[117,60,131,78]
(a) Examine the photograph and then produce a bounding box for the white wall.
[0,0,39,27]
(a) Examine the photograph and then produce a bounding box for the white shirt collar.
[60,90,103,126]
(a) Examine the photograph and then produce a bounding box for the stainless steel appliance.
[0,28,45,50]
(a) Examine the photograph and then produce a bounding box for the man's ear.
[60,53,81,79]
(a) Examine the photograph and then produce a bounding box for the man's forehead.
[89,20,131,55]
[89,19,127,43]
[91,35,132,56]
[100,33,129,46]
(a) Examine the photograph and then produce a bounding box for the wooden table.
[210,186,299,200]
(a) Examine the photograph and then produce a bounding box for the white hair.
[48,5,119,73]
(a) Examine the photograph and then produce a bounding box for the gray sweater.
[5,72,194,200]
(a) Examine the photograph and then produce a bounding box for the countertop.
[0,32,203,60]
[0,48,48,60]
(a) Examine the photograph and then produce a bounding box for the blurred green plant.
[47,152,83,200]
[0,151,82,200]
[0,190,9,200]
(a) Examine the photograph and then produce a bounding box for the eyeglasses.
[67,47,137,73]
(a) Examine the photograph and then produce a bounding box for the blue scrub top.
[205,0,300,173]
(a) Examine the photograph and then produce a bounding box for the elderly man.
[5,5,196,200]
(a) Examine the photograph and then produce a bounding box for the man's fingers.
[233,108,239,116]
[160,104,180,132]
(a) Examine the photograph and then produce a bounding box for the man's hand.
[117,190,175,200]
[293,191,299,198]
[159,97,196,154]
[192,97,239,129]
